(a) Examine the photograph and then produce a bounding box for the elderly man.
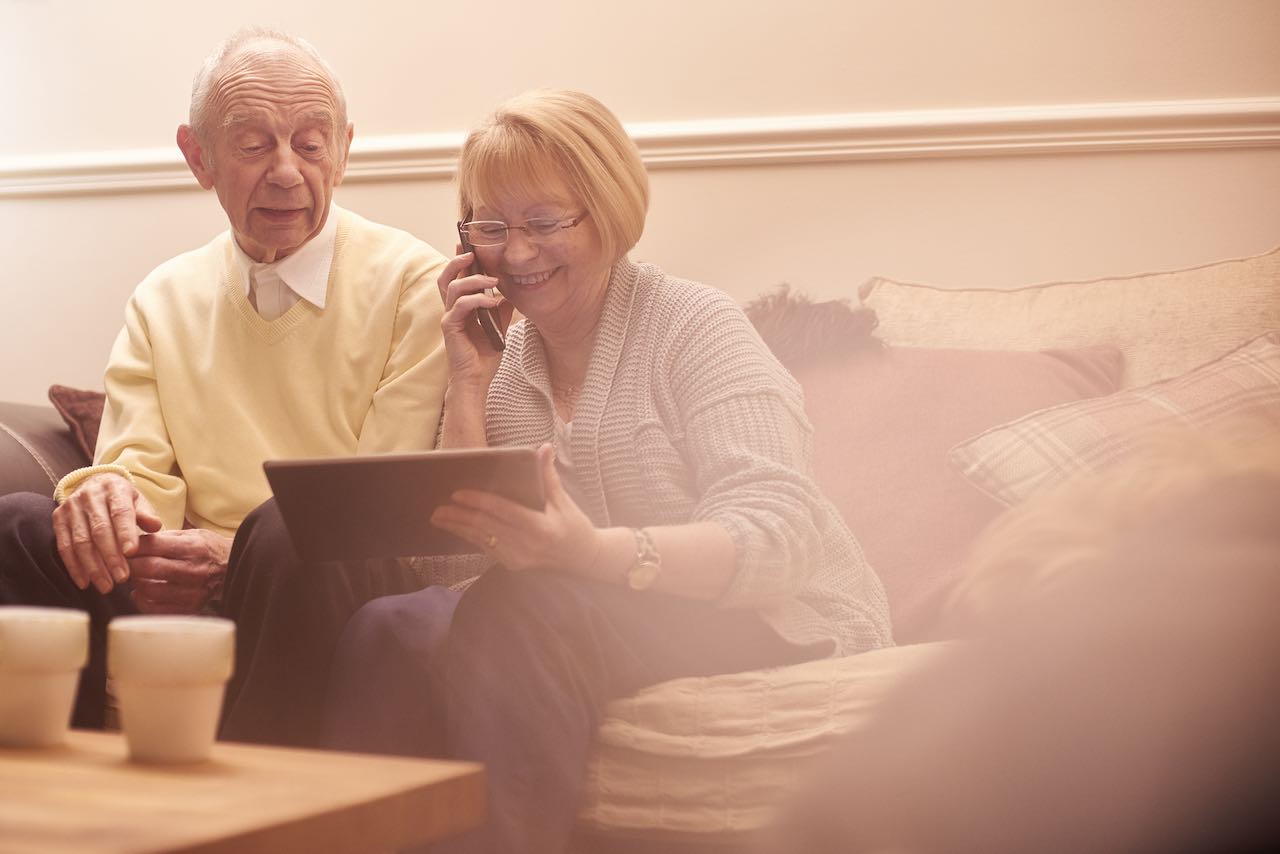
[0,28,448,736]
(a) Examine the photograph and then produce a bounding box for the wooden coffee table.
[0,730,485,853]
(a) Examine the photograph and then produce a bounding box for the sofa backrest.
[0,401,89,498]
[860,243,1280,388]
[751,245,1280,642]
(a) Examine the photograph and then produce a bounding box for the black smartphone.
[456,217,505,351]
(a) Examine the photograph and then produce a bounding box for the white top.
[551,412,588,509]
[232,205,339,321]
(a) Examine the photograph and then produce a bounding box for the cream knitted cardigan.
[486,260,893,656]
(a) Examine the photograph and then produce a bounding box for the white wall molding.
[3,98,1278,199]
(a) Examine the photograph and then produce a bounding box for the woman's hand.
[430,444,603,575]
[437,246,514,391]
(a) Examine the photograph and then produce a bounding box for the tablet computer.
[263,447,544,561]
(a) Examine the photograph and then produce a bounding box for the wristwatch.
[626,527,662,591]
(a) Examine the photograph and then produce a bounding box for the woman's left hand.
[430,443,602,574]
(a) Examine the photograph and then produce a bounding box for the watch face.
[628,560,661,591]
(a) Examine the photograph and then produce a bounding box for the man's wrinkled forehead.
[207,42,342,128]
[221,106,337,133]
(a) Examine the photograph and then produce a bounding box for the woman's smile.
[508,268,557,287]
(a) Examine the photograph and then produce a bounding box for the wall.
[2,0,1278,403]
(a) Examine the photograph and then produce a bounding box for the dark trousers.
[218,499,430,747]
[322,567,819,854]
[0,492,140,727]
[0,491,426,744]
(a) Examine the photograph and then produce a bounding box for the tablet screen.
[263,447,544,561]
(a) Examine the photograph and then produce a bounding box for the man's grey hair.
[188,26,349,143]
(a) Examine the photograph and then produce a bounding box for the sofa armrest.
[0,401,90,497]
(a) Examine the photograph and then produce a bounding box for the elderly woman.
[321,90,891,853]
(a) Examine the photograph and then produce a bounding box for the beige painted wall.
[2,0,1279,404]
[6,0,1280,153]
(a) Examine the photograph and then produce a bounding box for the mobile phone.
[456,217,505,351]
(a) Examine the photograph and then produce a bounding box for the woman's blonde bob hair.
[457,89,649,264]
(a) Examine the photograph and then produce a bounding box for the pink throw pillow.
[47,384,106,464]
[795,345,1123,642]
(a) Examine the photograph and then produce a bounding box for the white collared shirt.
[233,205,339,321]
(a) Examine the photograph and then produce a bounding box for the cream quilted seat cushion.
[577,641,954,834]
[859,245,1280,388]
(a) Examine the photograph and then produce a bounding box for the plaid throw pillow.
[949,331,1280,505]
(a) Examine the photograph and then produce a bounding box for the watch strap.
[626,527,662,590]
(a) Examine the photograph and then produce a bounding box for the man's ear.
[177,125,216,190]
[334,122,354,187]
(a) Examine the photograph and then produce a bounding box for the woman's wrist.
[444,375,489,407]
[585,527,635,583]
[440,381,490,448]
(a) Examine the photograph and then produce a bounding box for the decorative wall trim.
[3,98,1278,198]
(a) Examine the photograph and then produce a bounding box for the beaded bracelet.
[53,464,136,504]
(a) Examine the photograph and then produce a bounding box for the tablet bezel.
[263,447,544,561]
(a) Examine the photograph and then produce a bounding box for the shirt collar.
[232,205,339,310]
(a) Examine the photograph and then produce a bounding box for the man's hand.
[52,473,163,594]
[128,529,233,615]
[127,529,233,615]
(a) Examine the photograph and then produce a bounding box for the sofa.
[2,244,1278,852]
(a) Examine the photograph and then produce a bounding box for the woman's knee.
[341,592,419,655]
[341,586,462,661]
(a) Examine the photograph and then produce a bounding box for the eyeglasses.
[458,212,589,247]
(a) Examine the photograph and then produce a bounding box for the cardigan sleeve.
[93,293,189,531]
[664,292,834,608]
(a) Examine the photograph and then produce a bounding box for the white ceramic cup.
[0,605,90,748]
[107,615,235,763]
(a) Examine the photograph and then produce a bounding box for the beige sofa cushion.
[859,245,1280,388]
[578,641,954,834]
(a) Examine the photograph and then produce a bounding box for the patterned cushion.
[949,332,1280,505]
[579,641,953,834]
[859,245,1280,388]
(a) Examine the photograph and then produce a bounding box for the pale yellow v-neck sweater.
[91,207,449,536]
